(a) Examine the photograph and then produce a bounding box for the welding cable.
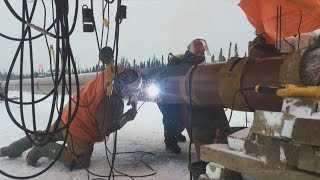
[66,129,156,180]
[0,126,70,179]
[102,146,157,179]
[1,57,71,179]
[1,0,63,105]
[3,0,81,139]
[107,0,123,179]
[101,1,108,48]
[297,10,302,50]
[105,1,111,46]
[100,100,156,179]
[0,1,81,178]
[90,0,102,51]
[2,0,79,40]
[221,86,255,135]
[105,0,115,3]
[187,62,199,180]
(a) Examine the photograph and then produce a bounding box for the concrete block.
[298,145,320,174]
[281,140,299,166]
[200,144,320,180]
[292,118,320,146]
[244,136,285,168]
[245,134,299,167]
[251,111,295,138]
[282,98,318,118]
[227,128,250,152]
[201,144,265,172]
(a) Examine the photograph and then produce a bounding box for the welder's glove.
[123,108,137,121]
[116,108,137,130]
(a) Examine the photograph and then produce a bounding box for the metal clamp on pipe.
[255,84,320,100]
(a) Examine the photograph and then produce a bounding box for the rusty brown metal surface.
[150,56,286,112]
[241,56,284,111]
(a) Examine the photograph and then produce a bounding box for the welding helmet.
[187,39,211,56]
[118,68,142,98]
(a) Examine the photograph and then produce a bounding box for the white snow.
[227,137,246,152]
[281,120,295,138]
[0,92,251,180]
[206,162,224,180]
[227,128,250,152]
[280,146,286,163]
[262,112,282,127]
[204,144,259,162]
[282,98,320,119]
[260,156,267,164]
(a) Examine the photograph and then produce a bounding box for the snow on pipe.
[0,73,96,95]
[1,47,320,112]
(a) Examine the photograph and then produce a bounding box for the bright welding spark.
[147,83,160,98]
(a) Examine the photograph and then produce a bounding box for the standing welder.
[158,39,209,154]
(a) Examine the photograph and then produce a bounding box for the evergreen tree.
[133,59,136,68]
[228,42,232,59]
[234,43,239,57]
[147,58,151,68]
[244,52,247,58]
[211,54,215,62]
[161,55,164,66]
[219,48,225,61]
[120,57,125,67]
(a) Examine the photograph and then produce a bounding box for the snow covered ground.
[0,92,252,180]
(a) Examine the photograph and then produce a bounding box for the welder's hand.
[124,108,137,121]
[116,108,137,130]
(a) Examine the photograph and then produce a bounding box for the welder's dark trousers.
[157,103,185,138]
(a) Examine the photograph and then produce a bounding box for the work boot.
[0,136,33,158]
[164,135,181,154]
[27,142,66,166]
[176,134,186,142]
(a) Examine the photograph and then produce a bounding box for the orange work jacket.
[61,72,118,142]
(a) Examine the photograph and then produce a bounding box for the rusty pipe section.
[161,57,284,112]
[156,47,320,112]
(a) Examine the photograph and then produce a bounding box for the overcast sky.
[0,0,255,73]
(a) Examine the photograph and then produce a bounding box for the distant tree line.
[210,42,246,62]
[0,44,247,80]
[117,54,165,69]
[0,71,28,81]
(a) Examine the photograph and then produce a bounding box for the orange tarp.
[239,0,320,43]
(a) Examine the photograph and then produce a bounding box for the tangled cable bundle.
[0,0,81,178]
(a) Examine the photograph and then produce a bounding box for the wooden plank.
[200,144,320,180]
